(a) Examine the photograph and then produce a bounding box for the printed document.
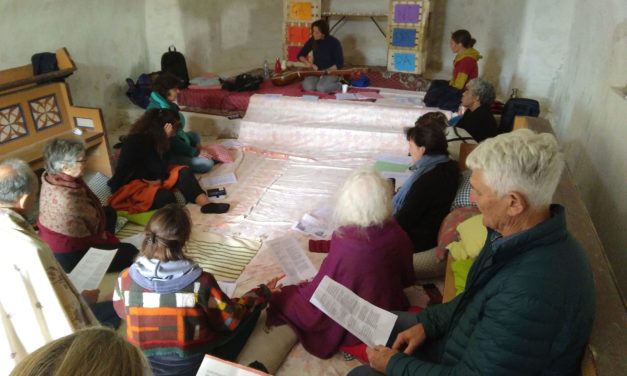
[196,354,269,376]
[310,275,398,347]
[266,236,317,285]
[201,172,238,188]
[69,247,118,291]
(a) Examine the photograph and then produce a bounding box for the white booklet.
[310,275,398,347]
[68,247,118,291]
[201,172,238,188]
[196,354,269,376]
[266,236,318,286]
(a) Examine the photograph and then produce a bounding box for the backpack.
[161,45,189,88]
[220,73,263,92]
[125,71,160,109]
[31,52,70,84]
[499,98,540,133]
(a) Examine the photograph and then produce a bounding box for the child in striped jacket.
[113,204,282,376]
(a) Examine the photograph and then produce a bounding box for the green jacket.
[146,92,198,158]
[388,205,595,375]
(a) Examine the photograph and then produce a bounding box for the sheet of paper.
[301,95,319,101]
[355,91,384,99]
[292,213,331,239]
[121,232,145,250]
[310,276,398,347]
[196,354,269,376]
[68,247,118,291]
[201,172,238,188]
[266,236,317,286]
[217,281,237,298]
[374,160,409,173]
[377,154,413,166]
[221,139,242,149]
[262,94,283,100]
[335,93,358,100]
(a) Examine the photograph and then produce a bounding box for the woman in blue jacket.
[147,73,214,173]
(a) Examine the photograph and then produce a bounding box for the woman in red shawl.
[266,168,415,359]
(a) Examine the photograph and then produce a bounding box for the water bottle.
[263,60,270,80]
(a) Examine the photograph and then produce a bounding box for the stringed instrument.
[271,67,369,87]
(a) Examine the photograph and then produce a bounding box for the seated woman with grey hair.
[37,138,138,273]
[349,129,595,376]
[266,168,414,359]
[456,78,498,142]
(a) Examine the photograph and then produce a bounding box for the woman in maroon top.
[267,168,415,359]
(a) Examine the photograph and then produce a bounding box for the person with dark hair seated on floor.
[113,204,282,376]
[456,78,498,142]
[298,19,344,93]
[37,138,138,273]
[424,29,481,112]
[393,123,459,278]
[147,72,215,173]
[349,129,595,376]
[108,108,229,214]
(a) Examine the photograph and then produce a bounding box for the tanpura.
[270,67,369,87]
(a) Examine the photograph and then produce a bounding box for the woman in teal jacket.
[146,73,215,173]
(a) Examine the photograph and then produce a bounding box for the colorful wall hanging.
[283,0,321,62]
[387,0,430,74]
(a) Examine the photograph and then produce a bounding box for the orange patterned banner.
[288,25,310,44]
[289,2,313,20]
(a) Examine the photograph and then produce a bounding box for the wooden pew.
[442,117,627,375]
[0,48,112,176]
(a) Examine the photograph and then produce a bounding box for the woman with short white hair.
[266,167,415,359]
[456,78,498,142]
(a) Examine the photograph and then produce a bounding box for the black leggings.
[150,168,205,210]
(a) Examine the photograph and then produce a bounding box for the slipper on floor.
[201,203,230,214]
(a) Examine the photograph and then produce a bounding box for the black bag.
[220,73,263,92]
[125,71,160,109]
[161,45,189,88]
[499,98,540,133]
[31,52,67,84]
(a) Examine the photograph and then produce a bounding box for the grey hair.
[43,138,86,174]
[466,129,564,208]
[466,78,496,106]
[0,159,38,204]
[332,167,393,228]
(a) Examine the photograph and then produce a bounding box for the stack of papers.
[196,354,269,375]
[200,172,238,188]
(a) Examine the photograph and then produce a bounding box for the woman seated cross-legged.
[393,122,459,278]
[147,72,215,173]
[107,108,229,214]
[266,167,415,359]
[37,138,139,273]
[113,204,283,376]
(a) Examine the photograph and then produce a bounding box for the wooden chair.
[0,48,112,176]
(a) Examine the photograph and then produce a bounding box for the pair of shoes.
[201,203,230,214]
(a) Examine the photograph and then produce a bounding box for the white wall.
[547,0,627,294]
[0,0,150,130]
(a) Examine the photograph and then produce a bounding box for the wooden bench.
[0,48,112,176]
[442,116,627,375]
